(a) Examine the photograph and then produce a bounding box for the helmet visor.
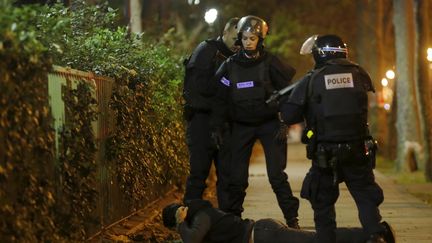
[300,35,318,55]
[319,46,348,53]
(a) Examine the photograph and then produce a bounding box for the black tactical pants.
[224,119,299,221]
[184,112,231,208]
[301,153,385,243]
[253,218,368,243]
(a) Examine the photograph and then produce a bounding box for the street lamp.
[384,103,391,111]
[188,0,200,5]
[204,8,218,25]
[385,69,395,80]
[380,69,395,112]
[427,48,432,62]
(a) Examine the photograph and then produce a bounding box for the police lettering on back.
[324,73,354,90]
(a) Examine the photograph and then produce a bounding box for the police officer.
[279,34,393,243]
[211,15,300,228]
[183,18,240,207]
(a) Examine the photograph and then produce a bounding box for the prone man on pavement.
[162,199,395,243]
[182,17,240,209]
[279,34,395,243]
[211,15,300,228]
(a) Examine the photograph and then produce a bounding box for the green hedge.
[0,1,187,241]
[0,6,59,241]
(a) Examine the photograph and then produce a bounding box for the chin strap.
[242,40,264,58]
[244,49,259,57]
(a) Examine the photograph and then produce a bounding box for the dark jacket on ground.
[178,200,254,243]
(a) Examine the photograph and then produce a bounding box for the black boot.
[381,221,395,243]
[286,217,300,229]
[366,221,395,243]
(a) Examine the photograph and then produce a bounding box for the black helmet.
[300,34,348,64]
[235,15,269,45]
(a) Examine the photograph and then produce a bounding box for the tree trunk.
[359,0,395,159]
[383,0,398,161]
[392,0,422,171]
[356,1,382,143]
[129,0,142,34]
[414,0,432,180]
[373,0,389,155]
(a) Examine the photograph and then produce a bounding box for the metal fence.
[47,66,129,235]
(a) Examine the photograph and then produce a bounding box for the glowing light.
[188,0,200,5]
[384,103,391,110]
[427,48,432,62]
[381,78,388,87]
[385,70,395,79]
[204,8,218,24]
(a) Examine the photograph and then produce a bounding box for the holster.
[364,138,378,168]
[315,144,328,168]
[302,128,317,160]
[315,144,339,185]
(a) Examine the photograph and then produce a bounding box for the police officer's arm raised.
[267,54,297,107]
[279,73,311,125]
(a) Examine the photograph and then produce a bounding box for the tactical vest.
[226,56,277,124]
[307,61,370,142]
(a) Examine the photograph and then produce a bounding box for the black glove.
[211,127,224,150]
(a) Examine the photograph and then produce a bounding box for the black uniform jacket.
[184,37,235,111]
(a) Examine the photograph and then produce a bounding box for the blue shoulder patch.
[220,77,230,86]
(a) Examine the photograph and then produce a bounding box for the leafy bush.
[0,6,58,241]
[1,1,187,240]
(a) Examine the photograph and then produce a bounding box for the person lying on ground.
[162,199,395,243]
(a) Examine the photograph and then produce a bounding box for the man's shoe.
[381,221,395,243]
[286,217,300,229]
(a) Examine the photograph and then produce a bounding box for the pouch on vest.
[300,171,319,202]
[321,89,366,138]
[231,86,266,111]
[227,55,278,122]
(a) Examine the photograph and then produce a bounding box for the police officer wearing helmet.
[279,34,395,243]
[211,15,300,228]
[183,17,240,208]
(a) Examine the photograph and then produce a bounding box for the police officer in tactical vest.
[211,15,300,228]
[279,34,395,243]
[183,18,240,207]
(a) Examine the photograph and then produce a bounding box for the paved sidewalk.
[242,142,432,242]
